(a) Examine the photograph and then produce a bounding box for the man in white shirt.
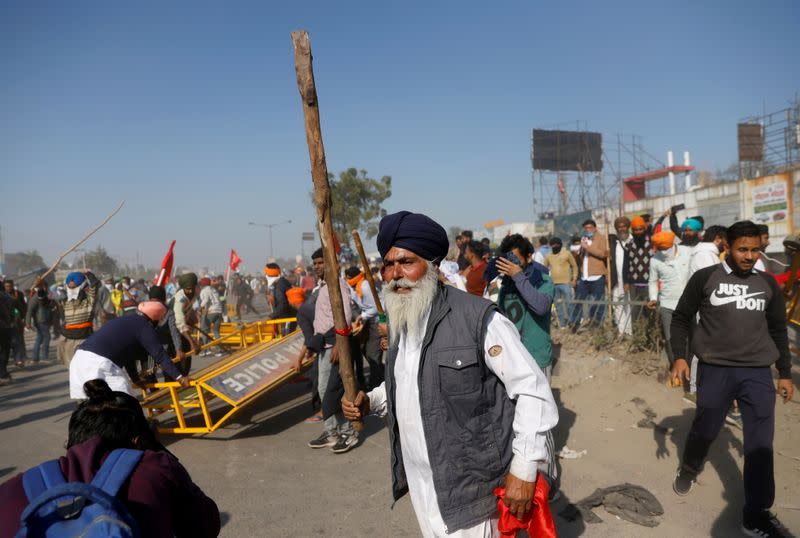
[342,211,558,537]
[686,225,727,397]
[647,231,691,368]
[690,226,727,276]
[198,277,223,357]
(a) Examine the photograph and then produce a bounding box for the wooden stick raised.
[291,30,362,431]
[35,201,125,286]
[351,230,385,318]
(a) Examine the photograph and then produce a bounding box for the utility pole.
[249,220,292,259]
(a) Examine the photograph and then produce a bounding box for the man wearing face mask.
[68,300,190,398]
[622,216,653,321]
[25,283,56,364]
[647,231,691,368]
[56,271,100,367]
[543,236,577,327]
[95,276,117,327]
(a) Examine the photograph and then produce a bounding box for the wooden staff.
[351,230,385,318]
[604,217,613,321]
[35,201,125,287]
[291,30,362,431]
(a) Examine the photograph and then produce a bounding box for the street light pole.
[248,220,292,260]
[74,248,87,270]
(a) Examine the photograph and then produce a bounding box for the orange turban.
[652,230,676,250]
[630,216,646,229]
[264,266,280,277]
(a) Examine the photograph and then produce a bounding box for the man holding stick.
[342,211,558,537]
[56,270,100,367]
[292,29,365,454]
[307,248,359,454]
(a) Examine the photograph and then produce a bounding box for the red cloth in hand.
[494,474,557,537]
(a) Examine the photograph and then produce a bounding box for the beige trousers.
[57,338,85,367]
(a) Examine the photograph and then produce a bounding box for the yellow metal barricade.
[141,317,309,434]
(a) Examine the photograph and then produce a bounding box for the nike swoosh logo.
[709,290,765,306]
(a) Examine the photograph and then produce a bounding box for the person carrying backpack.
[0,379,220,537]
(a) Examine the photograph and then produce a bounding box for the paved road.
[2,294,799,536]
[0,294,419,536]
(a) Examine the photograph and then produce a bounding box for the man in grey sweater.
[669,220,794,537]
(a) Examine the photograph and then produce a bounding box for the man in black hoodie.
[669,220,794,537]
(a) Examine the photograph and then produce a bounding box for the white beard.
[383,261,438,345]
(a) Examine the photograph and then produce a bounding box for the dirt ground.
[548,326,800,537]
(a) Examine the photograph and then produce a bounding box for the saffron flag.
[154,240,176,286]
[230,249,242,272]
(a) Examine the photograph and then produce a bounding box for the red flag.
[332,234,342,255]
[154,240,176,287]
[494,475,556,538]
[229,249,242,271]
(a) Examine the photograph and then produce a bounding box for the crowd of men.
[328,209,792,537]
[0,205,795,537]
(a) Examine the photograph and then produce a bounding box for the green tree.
[83,246,119,276]
[5,250,46,275]
[319,168,392,242]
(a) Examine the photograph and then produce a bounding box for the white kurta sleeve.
[483,311,558,482]
[367,381,388,418]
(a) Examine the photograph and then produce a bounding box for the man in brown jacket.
[569,219,609,332]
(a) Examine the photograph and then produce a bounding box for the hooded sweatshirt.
[689,242,720,276]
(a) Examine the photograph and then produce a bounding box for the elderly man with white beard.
[342,211,558,537]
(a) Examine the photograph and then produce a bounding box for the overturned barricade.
[140,318,310,434]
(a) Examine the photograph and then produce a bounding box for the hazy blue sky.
[2,0,798,273]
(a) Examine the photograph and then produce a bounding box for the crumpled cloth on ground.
[561,483,664,527]
[494,473,556,537]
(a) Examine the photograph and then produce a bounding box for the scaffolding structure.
[739,95,800,180]
[530,127,688,216]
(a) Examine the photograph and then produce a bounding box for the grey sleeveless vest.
[385,285,517,532]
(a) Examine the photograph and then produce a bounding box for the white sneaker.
[331,432,359,454]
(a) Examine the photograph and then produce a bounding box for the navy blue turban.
[377,211,449,262]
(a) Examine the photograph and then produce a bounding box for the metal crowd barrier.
[140,317,309,435]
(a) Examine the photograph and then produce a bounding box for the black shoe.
[672,466,696,496]
[742,511,791,537]
[570,324,579,334]
[331,432,359,454]
[308,432,337,449]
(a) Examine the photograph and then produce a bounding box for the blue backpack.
[16,448,143,538]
